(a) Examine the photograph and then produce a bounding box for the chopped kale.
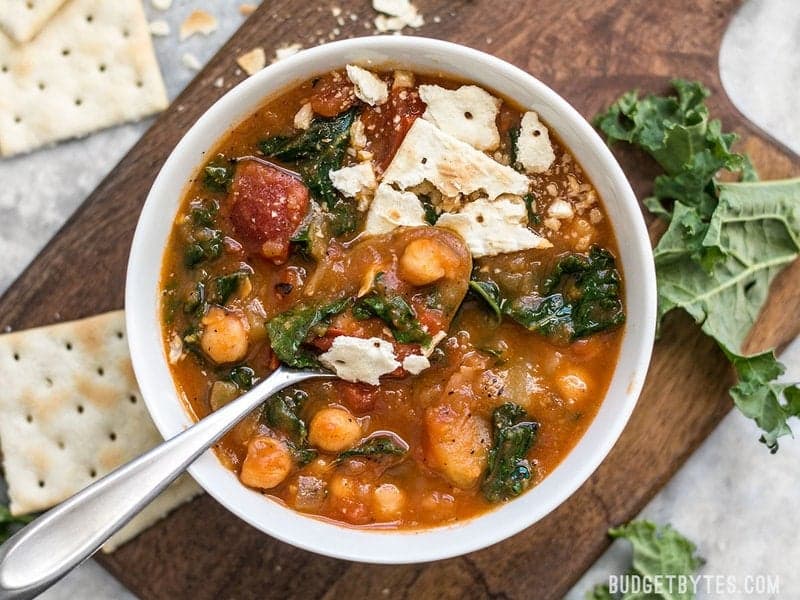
[522,193,540,225]
[183,281,206,316]
[184,227,223,268]
[260,109,359,235]
[468,280,505,320]
[337,435,408,462]
[202,157,234,193]
[189,199,219,227]
[506,246,625,341]
[228,365,255,391]
[419,195,439,225]
[353,273,431,345]
[0,505,33,543]
[508,126,521,168]
[264,389,309,446]
[266,298,351,368]
[212,270,250,305]
[181,324,202,353]
[481,403,539,502]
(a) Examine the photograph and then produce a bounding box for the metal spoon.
[0,366,331,600]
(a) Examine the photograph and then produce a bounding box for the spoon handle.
[0,366,325,600]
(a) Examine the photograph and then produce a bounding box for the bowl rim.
[125,35,656,564]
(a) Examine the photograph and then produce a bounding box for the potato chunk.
[200,306,249,364]
[423,403,490,489]
[240,436,293,490]
[399,238,459,286]
[308,407,362,452]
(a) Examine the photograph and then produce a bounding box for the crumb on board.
[237,47,267,75]
[272,43,303,63]
[151,0,172,10]
[148,19,170,37]
[181,52,202,71]
[213,76,225,88]
[180,10,218,41]
[239,3,258,16]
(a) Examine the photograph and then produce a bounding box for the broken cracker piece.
[237,47,267,76]
[272,42,302,63]
[179,9,218,41]
[239,3,258,16]
[181,51,202,71]
[0,0,69,43]
[149,19,171,37]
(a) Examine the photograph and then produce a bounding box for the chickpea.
[240,436,293,490]
[555,366,593,404]
[399,238,457,286]
[372,483,406,520]
[308,407,362,452]
[200,306,249,364]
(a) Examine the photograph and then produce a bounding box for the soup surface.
[160,66,625,528]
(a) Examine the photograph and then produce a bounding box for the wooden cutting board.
[2,1,798,598]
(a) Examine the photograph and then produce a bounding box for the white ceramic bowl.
[126,36,656,563]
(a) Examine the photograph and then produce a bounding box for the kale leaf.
[266,298,351,368]
[228,365,255,391]
[202,156,235,193]
[1,505,33,544]
[596,79,800,450]
[264,389,309,445]
[481,403,539,503]
[184,227,223,267]
[354,274,431,345]
[212,270,250,305]
[723,348,800,453]
[505,247,625,341]
[260,109,359,235]
[587,520,703,600]
[183,281,206,317]
[337,435,408,462]
[468,280,505,320]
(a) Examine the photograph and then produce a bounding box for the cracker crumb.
[273,43,303,62]
[181,52,202,71]
[148,19,170,37]
[180,10,218,41]
[151,0,172,10]
[294,103,314,130]
[239,3,258,16]
[237,47,266,75]
[331,6,342,17]
[589,207,603,224]
[543,217,561,232]
[213,76,225,88]
[372,0,424,31]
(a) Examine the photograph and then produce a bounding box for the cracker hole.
[77,404,84,414]
[464,111,473,120]
[109,432,117,442]
[97,367,104,376]
[62,48,71,57]
[122,29,130,38]
[99,64,106,73]
[13,116,21,123]
[38,82,46,90]
[38,480,45,488]
[533,129,541,137]
[129,395,137,404]
[26,414,33,423]
[476,214,485,223]
[57,441,65,450]
[89,469,97,478]
[45,377,53,387]
[13,352,19,361]
[1,65,8,73]
[74,98,83,106]
[26,1,34,9]
[86,14,93,23]
[65,342,72,350]
[116,331,124,339]
[421,157,428,165]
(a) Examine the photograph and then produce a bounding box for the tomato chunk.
[309,72,357,117]
[361,87,426,173]
[229,160,309,264]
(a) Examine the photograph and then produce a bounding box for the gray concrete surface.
[0,1,797,598]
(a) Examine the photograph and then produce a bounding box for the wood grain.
[1,1,798,598]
